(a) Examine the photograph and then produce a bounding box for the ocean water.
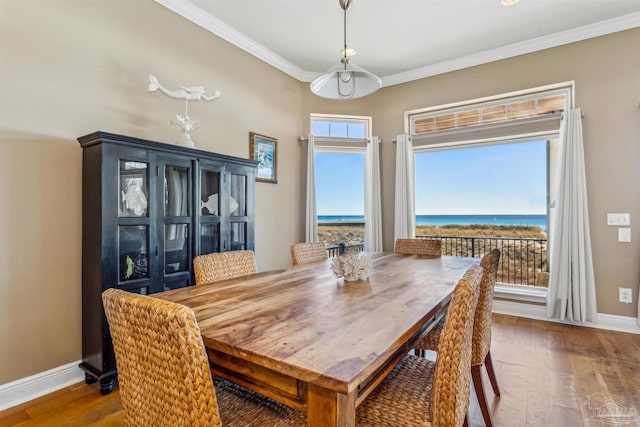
[318,214,547,230]
[318,215,365,221]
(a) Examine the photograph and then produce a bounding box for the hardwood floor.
[2,314,638,426]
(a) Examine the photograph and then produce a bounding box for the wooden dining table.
[156,252,478,427]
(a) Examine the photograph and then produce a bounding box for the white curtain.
[547,108,597,322]
[365,136,383,252]
[394,134,416,241]
[305,134,318,242]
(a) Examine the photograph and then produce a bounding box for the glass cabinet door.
[229,173,247,217]
[164,165,190,274]
[196,162,254,256]
[119,161,149,217]
[117,159,151,291]
[227,168,252,251]
[199,164,223,255]
[161,161,193,291]
[165,166,189,217]
[164,223,189,273]
[119,225,149,282]
[200,223,220,254]
[200,169,221,216]
[230,222,247,250]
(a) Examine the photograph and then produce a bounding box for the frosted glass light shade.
[310,61,382,100]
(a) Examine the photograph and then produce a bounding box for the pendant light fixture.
[310,0,381,100]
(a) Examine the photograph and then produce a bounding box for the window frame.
[310,114,372,248]
[404,81,574,137]
[311,113,372,143]
[407,83,574,300]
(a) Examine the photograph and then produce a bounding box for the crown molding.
[382,11,640,87]
[154,0,309,81]
[155,1,640,87]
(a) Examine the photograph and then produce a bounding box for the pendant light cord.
[340,0,352,64]
[343,6,347,61]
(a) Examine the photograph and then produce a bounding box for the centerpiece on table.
[331,253,372,281]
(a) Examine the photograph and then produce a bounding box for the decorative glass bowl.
[331,253,372,281]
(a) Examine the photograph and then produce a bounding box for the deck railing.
[319,221,548,288]
[326,242,365,257]
[416,235,548,287]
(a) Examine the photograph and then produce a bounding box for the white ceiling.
[155,0,640,87]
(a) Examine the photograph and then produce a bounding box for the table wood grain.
[156,253,478,426]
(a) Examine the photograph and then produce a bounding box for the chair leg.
[472,365,494,427]
[484,351,501,396]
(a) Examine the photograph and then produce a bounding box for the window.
[311,114,371,254]
[316,152,365,219]
[311,114,369,140]
[415,138,555,289]
[407,83,572,293]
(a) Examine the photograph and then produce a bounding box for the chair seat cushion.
[356,354,435,426]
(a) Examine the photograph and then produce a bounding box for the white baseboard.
[492,299,640,334]
[0,360,84,411]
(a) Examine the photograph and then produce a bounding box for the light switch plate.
[608,213,631,226]
[618,228,632,243]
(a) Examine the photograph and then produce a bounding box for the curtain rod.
[298,136,379,143]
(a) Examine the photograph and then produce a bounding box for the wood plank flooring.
[1,314,639,427]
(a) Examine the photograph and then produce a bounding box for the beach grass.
[319,224,545,246]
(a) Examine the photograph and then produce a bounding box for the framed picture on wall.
[249,132,278,184]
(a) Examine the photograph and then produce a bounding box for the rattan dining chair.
[193,250,257,285]
[394,238,442,256]
[416,248,502,427]
[102,288,306,427]
[355,264,482,427]
[290,242,328,265]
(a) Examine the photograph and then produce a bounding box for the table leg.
[307,384,356,427]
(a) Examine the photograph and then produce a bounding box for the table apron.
[208,349,309,413]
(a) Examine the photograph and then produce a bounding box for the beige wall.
[0,0,306,384]
[0,0,638,385]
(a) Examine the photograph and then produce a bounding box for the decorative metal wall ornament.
[148,74,221,147]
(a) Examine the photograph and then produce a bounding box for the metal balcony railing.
[326,242,365,257]
[416,235,548,287]
[320,226,548,287]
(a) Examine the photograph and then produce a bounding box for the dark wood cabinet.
[77,131,256,394]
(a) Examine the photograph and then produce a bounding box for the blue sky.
[316,153,365,216]
[315,140,547,216]
[415,140,547,215]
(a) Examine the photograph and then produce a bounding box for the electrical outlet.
[619,288,632,304]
